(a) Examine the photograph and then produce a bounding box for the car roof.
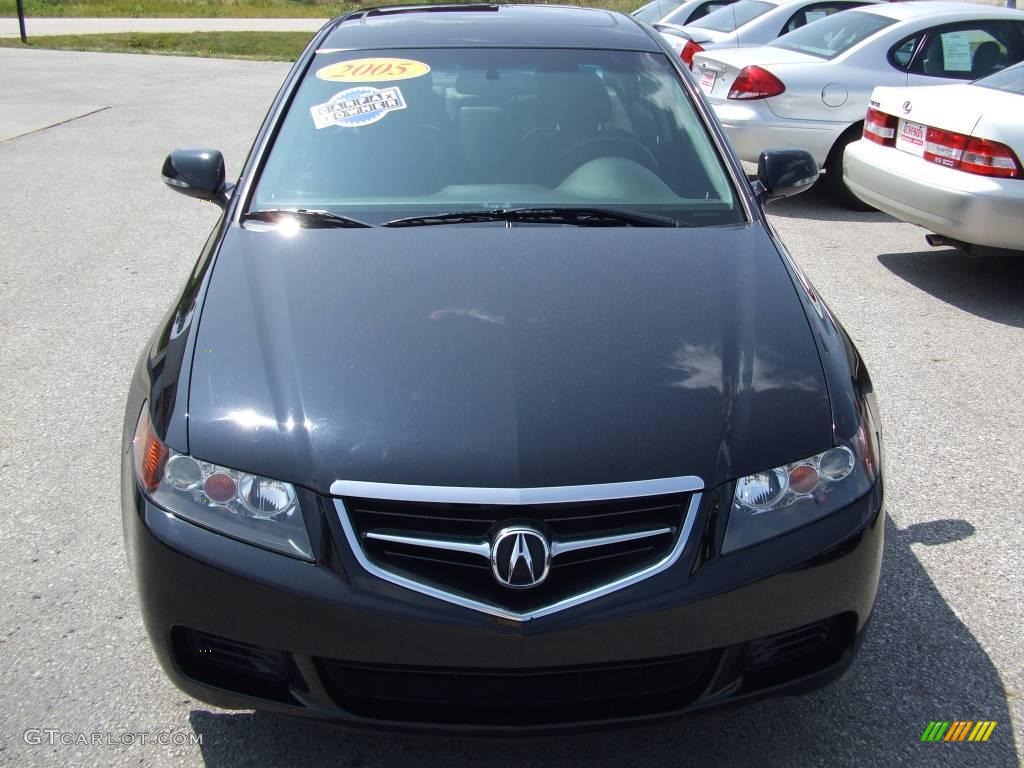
[320,4,662,52]
[859,0,1024,22]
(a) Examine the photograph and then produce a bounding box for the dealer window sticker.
[310,86,407,129]
[941,32,973,73]
[316,58,431,83]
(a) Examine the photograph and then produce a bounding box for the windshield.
[975,61,1024,95]
[250,48,741,227]
[771,10,894,59]
[691,1,773,33]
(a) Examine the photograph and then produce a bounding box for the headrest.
[455,70,494,97]
[537,70,612,130]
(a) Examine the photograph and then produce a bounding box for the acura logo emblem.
[902,100,912,114]
[491,526,550,589]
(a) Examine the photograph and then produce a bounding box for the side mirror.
[753,149,818,202]
[161,148,233,208]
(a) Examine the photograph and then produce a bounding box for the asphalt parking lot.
[0,47,1021,768]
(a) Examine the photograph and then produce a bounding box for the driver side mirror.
[753,149,818,202]
[161,148,234,208]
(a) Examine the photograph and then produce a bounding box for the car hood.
[188,224,832,494]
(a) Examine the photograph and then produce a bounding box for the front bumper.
[844,139,1024,251]
[708,98,846,167]
[123,458,883,734]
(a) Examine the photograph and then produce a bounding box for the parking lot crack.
[2,105,111,143]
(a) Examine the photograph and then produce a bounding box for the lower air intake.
[173,627,294,703]
[317,651,717,725]
[742,613,856,690]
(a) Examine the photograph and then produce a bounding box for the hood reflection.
[430,308,507,325]
[665,342,723,391]
[665,342,820,393]
[220,409,316,433]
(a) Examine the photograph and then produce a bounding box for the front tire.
[824,125,875,211]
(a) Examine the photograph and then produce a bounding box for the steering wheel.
[554,135,660,181]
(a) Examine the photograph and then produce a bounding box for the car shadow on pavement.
[188,515,1016,768]
[879,248,1024,329]
[765,182,893,224]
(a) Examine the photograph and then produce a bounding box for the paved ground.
[0,17,326,38]
[0,47,1021,768]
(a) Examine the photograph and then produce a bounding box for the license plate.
[699,68,717,93]
[896,119,926,157]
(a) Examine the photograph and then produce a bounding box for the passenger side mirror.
[753,149,818,202]
[161,148,233,208]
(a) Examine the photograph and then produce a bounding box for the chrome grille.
[332,478,703,620]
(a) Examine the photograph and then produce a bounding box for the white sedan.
[657,0,881,67]
[845,63,1024,254]
[691,2,1024,207]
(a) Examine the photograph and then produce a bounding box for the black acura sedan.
[122,3,883,733]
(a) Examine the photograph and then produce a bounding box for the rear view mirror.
[161,148,233,208]
[754,149,818,202]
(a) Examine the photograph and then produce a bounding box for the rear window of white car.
[691,0,773,33]
[661,0,734,26]
[634,0,685,23]
[770,9,894,59]
[976,62,1024,94]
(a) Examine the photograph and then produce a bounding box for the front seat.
[454,70,512,184]
[519,69,614,187]
[971,41,1005,78]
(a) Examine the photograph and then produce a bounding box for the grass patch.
[0,31,314,60]
[6,0,638,18]
[11,0,340,18]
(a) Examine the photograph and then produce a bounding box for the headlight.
[131,406,313,560]
[722,418,879,554]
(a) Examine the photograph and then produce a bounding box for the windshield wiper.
[243,208,374,229]
[384,207,681,228]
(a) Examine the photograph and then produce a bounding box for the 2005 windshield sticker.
[310,86,407,130]
[316,58,430,83]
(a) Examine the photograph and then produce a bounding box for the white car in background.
[691,2,1024,207]
[657,0,881,68]
[633,0,737,27]
[845,63,1024,255]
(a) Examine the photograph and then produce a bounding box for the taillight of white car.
[681,39,704,68]
[727,66,785,100]
[863,107,1022,179]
